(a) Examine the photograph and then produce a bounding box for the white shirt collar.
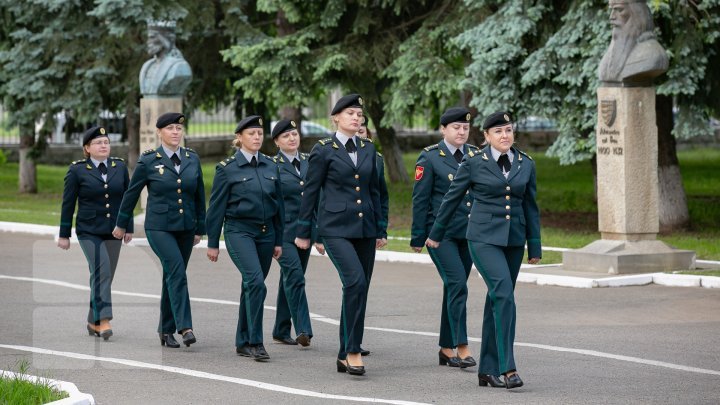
[162,145,181,161]
[239,149,259,164]
[90,157,108,168]
[281,150,299,162]
[442,140,464,157]
[490,146,514,162]
[335,132,356,149]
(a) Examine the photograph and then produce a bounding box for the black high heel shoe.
[87,324,99,337]
[438,350,462,367]
[181,329,196,347]
[478,374,505,388]
[159,333,180,348]
[504,373,524,389]
[336,359,365,375]
[459,356,476,368]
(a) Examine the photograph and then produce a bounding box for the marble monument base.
[562,240,695,275]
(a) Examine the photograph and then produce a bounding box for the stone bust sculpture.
[598,0,669,85]
[139,20,192,96]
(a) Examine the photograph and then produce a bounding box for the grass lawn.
[0,359,68,404]
[0,148,718,262]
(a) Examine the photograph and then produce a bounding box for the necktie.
[292,158,301,172]
[453,149,463,164]
[170,153,181,166]
[345,139,356,153]
[250,156,258,168]
[98,162,107,175]
[497,154,511,173]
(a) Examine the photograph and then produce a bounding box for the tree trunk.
[656,94,689,232]
[18,123,37,194]
[366,102,409,183]
[126,90,140,170]
[461,90,485,146]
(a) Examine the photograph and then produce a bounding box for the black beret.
[271,119,298,139]
[235,115,263,134]
[440,107,471,126]
[482,111,513,130]
[82,126,108,146]
[331,93,363,115]
[156,112,185,128]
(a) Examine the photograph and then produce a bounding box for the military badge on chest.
[155,164,164,175]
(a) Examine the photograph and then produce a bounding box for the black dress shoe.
[181,330,196,347]
[251,344,270,361]
[360,348,370,356]
[273,336,298,345]
[159,333,180,348]
[295,333,311,347]
[459,356,476,368]
[236,345,252,357]
[504,373,524,389]
[478,374,505,388]
[438,350,462,367]
[336,359,365,375]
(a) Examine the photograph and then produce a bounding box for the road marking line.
[2,274,719,377]
[0,344,427,405]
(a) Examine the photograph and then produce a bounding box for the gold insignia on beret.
[258,118,263,126]
[466,113,471,121]
[291,120,297,128]
[179,116,185,124]
[358,97,363,106]
[503,114,510,122]
[100,128,106,135]
[448,174,454,181]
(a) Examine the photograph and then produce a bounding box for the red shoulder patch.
[415,166,424,181]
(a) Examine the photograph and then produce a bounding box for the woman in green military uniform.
[295,94,385,376]
[206,115,283,361]
[427,111,541,389]
[270,119,313,347]
[411,107,479,369]
[113,112,206,349]
[58,126,133,340]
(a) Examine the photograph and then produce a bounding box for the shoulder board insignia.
[185,147,197,154]
[219,157,233,167]
[300,152,309,160]
[219,161,227,167]
[377,152,383,157]
[318,138,332,145]
[72,159,85,165]
[423,144,439,152]
[142,149,156,156]
[467,144,480,151]
[519,150,533,160]
[468,151,475,158]
[110,157,124,162]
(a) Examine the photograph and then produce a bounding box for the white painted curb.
[0,370,94,404]
[3,221,720,290]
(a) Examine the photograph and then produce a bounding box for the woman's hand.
[273,246,282,259]
[57,237,70,250]
[207,248,219,262]
[295,237,310,250]
[411,246,423,253]
[314,243,325,255]
[193,235,202,246]
[376,238,387,249]
[112,227,125,240]
[425,238,440,249]
[528,257,541,265]
[123,233,133,244]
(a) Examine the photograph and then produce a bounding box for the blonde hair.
[231,133,242,148]
[83,146,91,158]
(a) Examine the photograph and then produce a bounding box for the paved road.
[1,232,719,404]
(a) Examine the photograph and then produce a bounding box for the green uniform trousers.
[146,229,195,334]
[78,235,121,323]
[272,242,313,339]
[468,241,524,375]
[225,225,275,347]
[427,237,473,348]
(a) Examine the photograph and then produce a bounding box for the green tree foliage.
[456,0,720,164]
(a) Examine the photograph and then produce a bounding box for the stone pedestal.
[562,87,695,274]
[138,96,183,210]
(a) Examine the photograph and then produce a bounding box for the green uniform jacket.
[60,157,133,237]
[206,151,284,248]
[274,152,314,244]
[429,146,541,259]
[410,141,479,247]
[117,147,206,234]
[297,136,382,239]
